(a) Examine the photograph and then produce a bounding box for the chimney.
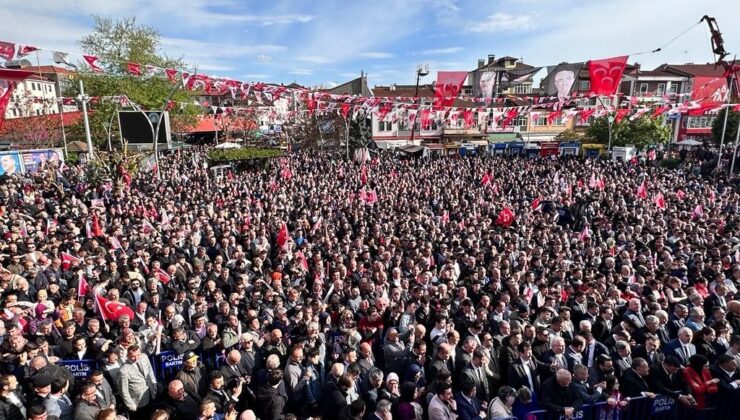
[487,55,495,65]
[478,59,485,69]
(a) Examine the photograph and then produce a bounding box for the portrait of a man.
[478,71,497,98]
[554,70,576,100]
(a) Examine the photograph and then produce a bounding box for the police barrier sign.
[559,410,584,420]
[652,395,675,414]
[160,352,184,369]
[59,360,96,379]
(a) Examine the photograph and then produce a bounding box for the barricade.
[524,395,722,420]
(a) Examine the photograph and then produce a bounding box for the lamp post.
[409,64,429,145]
[77,79,94,159]
[607,114,615,153]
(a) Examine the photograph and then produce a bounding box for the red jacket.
[682,366,718,409]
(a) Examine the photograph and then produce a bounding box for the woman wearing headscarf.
[395,381,422,420]
[378,372,401,406]
[682,354,719,409]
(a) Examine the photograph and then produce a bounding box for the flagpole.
[717,58,736,170]
[79,79,94,159]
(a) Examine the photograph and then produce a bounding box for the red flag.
[676,189,686,201]
[360,164,368,186]
[463,109,475,128]
[127,63,142,76]
[691,76,729,104]
[614,109,631,123]
[142,219,156,235]
[420,109,432,130]
[295,251,309,271]
[433,71,468,110]
[110,236,122,250]
[16,45,37,58]
[495,208,515,227]
[91,213,103,237]
[501,108,519,129]
[709,190,716,202]
[578,109,596,124]
[547,110,562,125]
[481,172,491,186]
[693,205,703,219]
[531,197,542,211]
[0,42,16,61]
[78,275,89,297]
[376,102,393,121]
[579,226,591,241]
[227,170,234,181]
[637,181,647,199]
[165,68,178,83]
[596,177,605,191]
[83,55,103,72]
[95,294,135,321]
[341,103,351,118]
[153,267,171,285]
[276,223,289,250]
[588,56,629,96]
[653,192,666,210]
[61,252,80,270]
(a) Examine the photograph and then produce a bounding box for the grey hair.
[368,368,384,383]
[376,399,392,414]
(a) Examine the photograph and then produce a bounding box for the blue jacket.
[454,391,484,420]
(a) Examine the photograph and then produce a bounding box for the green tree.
[711,108,739,145]
[585,115,619,144]
[66,15,199,148]
[555,129,583,141]
[616,115,671,149]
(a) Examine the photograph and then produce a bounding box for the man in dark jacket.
[166,379,199,419]
[647,356,693,405]
[176,351,209,402]
[620,358,656,398]
[256,369,287,420]
[322,373,352,420]
[539,369,583,418]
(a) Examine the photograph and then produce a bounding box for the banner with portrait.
[0,151,23,175]
[543,63,585,100]
[470,70,498,99]
[21,148,64,173]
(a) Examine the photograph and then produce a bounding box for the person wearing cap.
[176,350,209,402]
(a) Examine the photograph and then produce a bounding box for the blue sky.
[1,0,738,89]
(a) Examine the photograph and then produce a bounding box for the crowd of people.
[0,146,739,420]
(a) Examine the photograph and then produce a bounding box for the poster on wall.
[21,148,63,173]
[0,151,23,175]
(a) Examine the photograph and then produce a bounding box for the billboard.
[21,148,63,173]
[118,110,171,148]
[0,151,22,175]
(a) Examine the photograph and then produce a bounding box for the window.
[532,115,547,126]
[378,121,392,132]
[668,83,678,94]
[639,83,648,95]
[579,80,590,91]
[687,116,715,128]
[513,116,527,128]
[553,117,565,126]
[36,109,41,116]
[657,83,666,96]
[513,84,531,94]
[398,117,407,131]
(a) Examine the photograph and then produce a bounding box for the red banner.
[0,42,15,61]
[433,71,468,110]
[692,76,729,104]
[588,56,629,96]
[127,63,142,76]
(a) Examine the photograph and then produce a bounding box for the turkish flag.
[276,223,289,250]
[91,213,103,237]
[654,192,666,210]
[295,251,309,271]
[153,267,171,285]
[61,252,80,270]
[83,55,103,72]
[588,56,629,96]
[96,295,134,321]
[433,71,468,110]
[692,76,728,104]
[637,181,648,199]
[341,103,351,118]
[127,63,142,76]
[495,208,515,227]
[0,42,16,61]
[78,275,89,297]
[531,197,542,211]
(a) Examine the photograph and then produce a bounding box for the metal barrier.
[523,395,724,420]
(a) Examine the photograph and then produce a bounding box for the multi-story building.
[4,75,60,119]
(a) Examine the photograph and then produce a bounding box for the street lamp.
[409,64,430,144]
[607,114,615,154]
[77,79,94,159]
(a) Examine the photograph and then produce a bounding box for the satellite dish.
[148,112,160,124]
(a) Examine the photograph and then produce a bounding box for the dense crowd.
[0,147,739,420]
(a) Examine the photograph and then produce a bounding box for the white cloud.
[324,81,339,88]
[297,56,332,64]
[196,63,236,72]
[422,47,463,55]
[161,37,286,62]
[359,52,394,59]
[242,74,271,80]
[288,69,313,75]
[468,12,535,33]
[339,72,361,78]
[255,54,272,63]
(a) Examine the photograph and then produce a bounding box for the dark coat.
[256,384,287,420]
[539,376,583,415]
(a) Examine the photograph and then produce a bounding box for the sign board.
[59,359,97,379]
[159,351,184,369]
[651,395,675,415]
[20,148,64,173]
[0,151,23,175]
[118,110,172,148]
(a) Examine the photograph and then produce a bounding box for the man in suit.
[620,357,656,398]
[89,370,115,410]
[611,341,632,378]
[704,284,729,315]
[428,343,454,383]
[454,336,478,384]
[205,371,242,413]
[591,305,615,344]
[571,364,605,404]
[539,369,583,418]
[623,298,647,329]
[663,327,696,366]
[165,379,199,419]
[539,336,567,382]
[564,336,586,371]
[118,345,158,416]
[369,399,392,420]
[710,355,740,398]
[581,331,609,369]
[428,383,457,420]
[220,349,251,385]
[634,316,669,346]
[667,304,689,339]
[632,334,665,368]
[454,378,485,420]
[588,355,615,387]
[508,342,543,396]
[460,349,491,402]
[648,356,693,404]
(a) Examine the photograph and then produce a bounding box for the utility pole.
[78,79,94,159]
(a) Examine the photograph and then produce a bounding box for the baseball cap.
[183,350,199,362]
